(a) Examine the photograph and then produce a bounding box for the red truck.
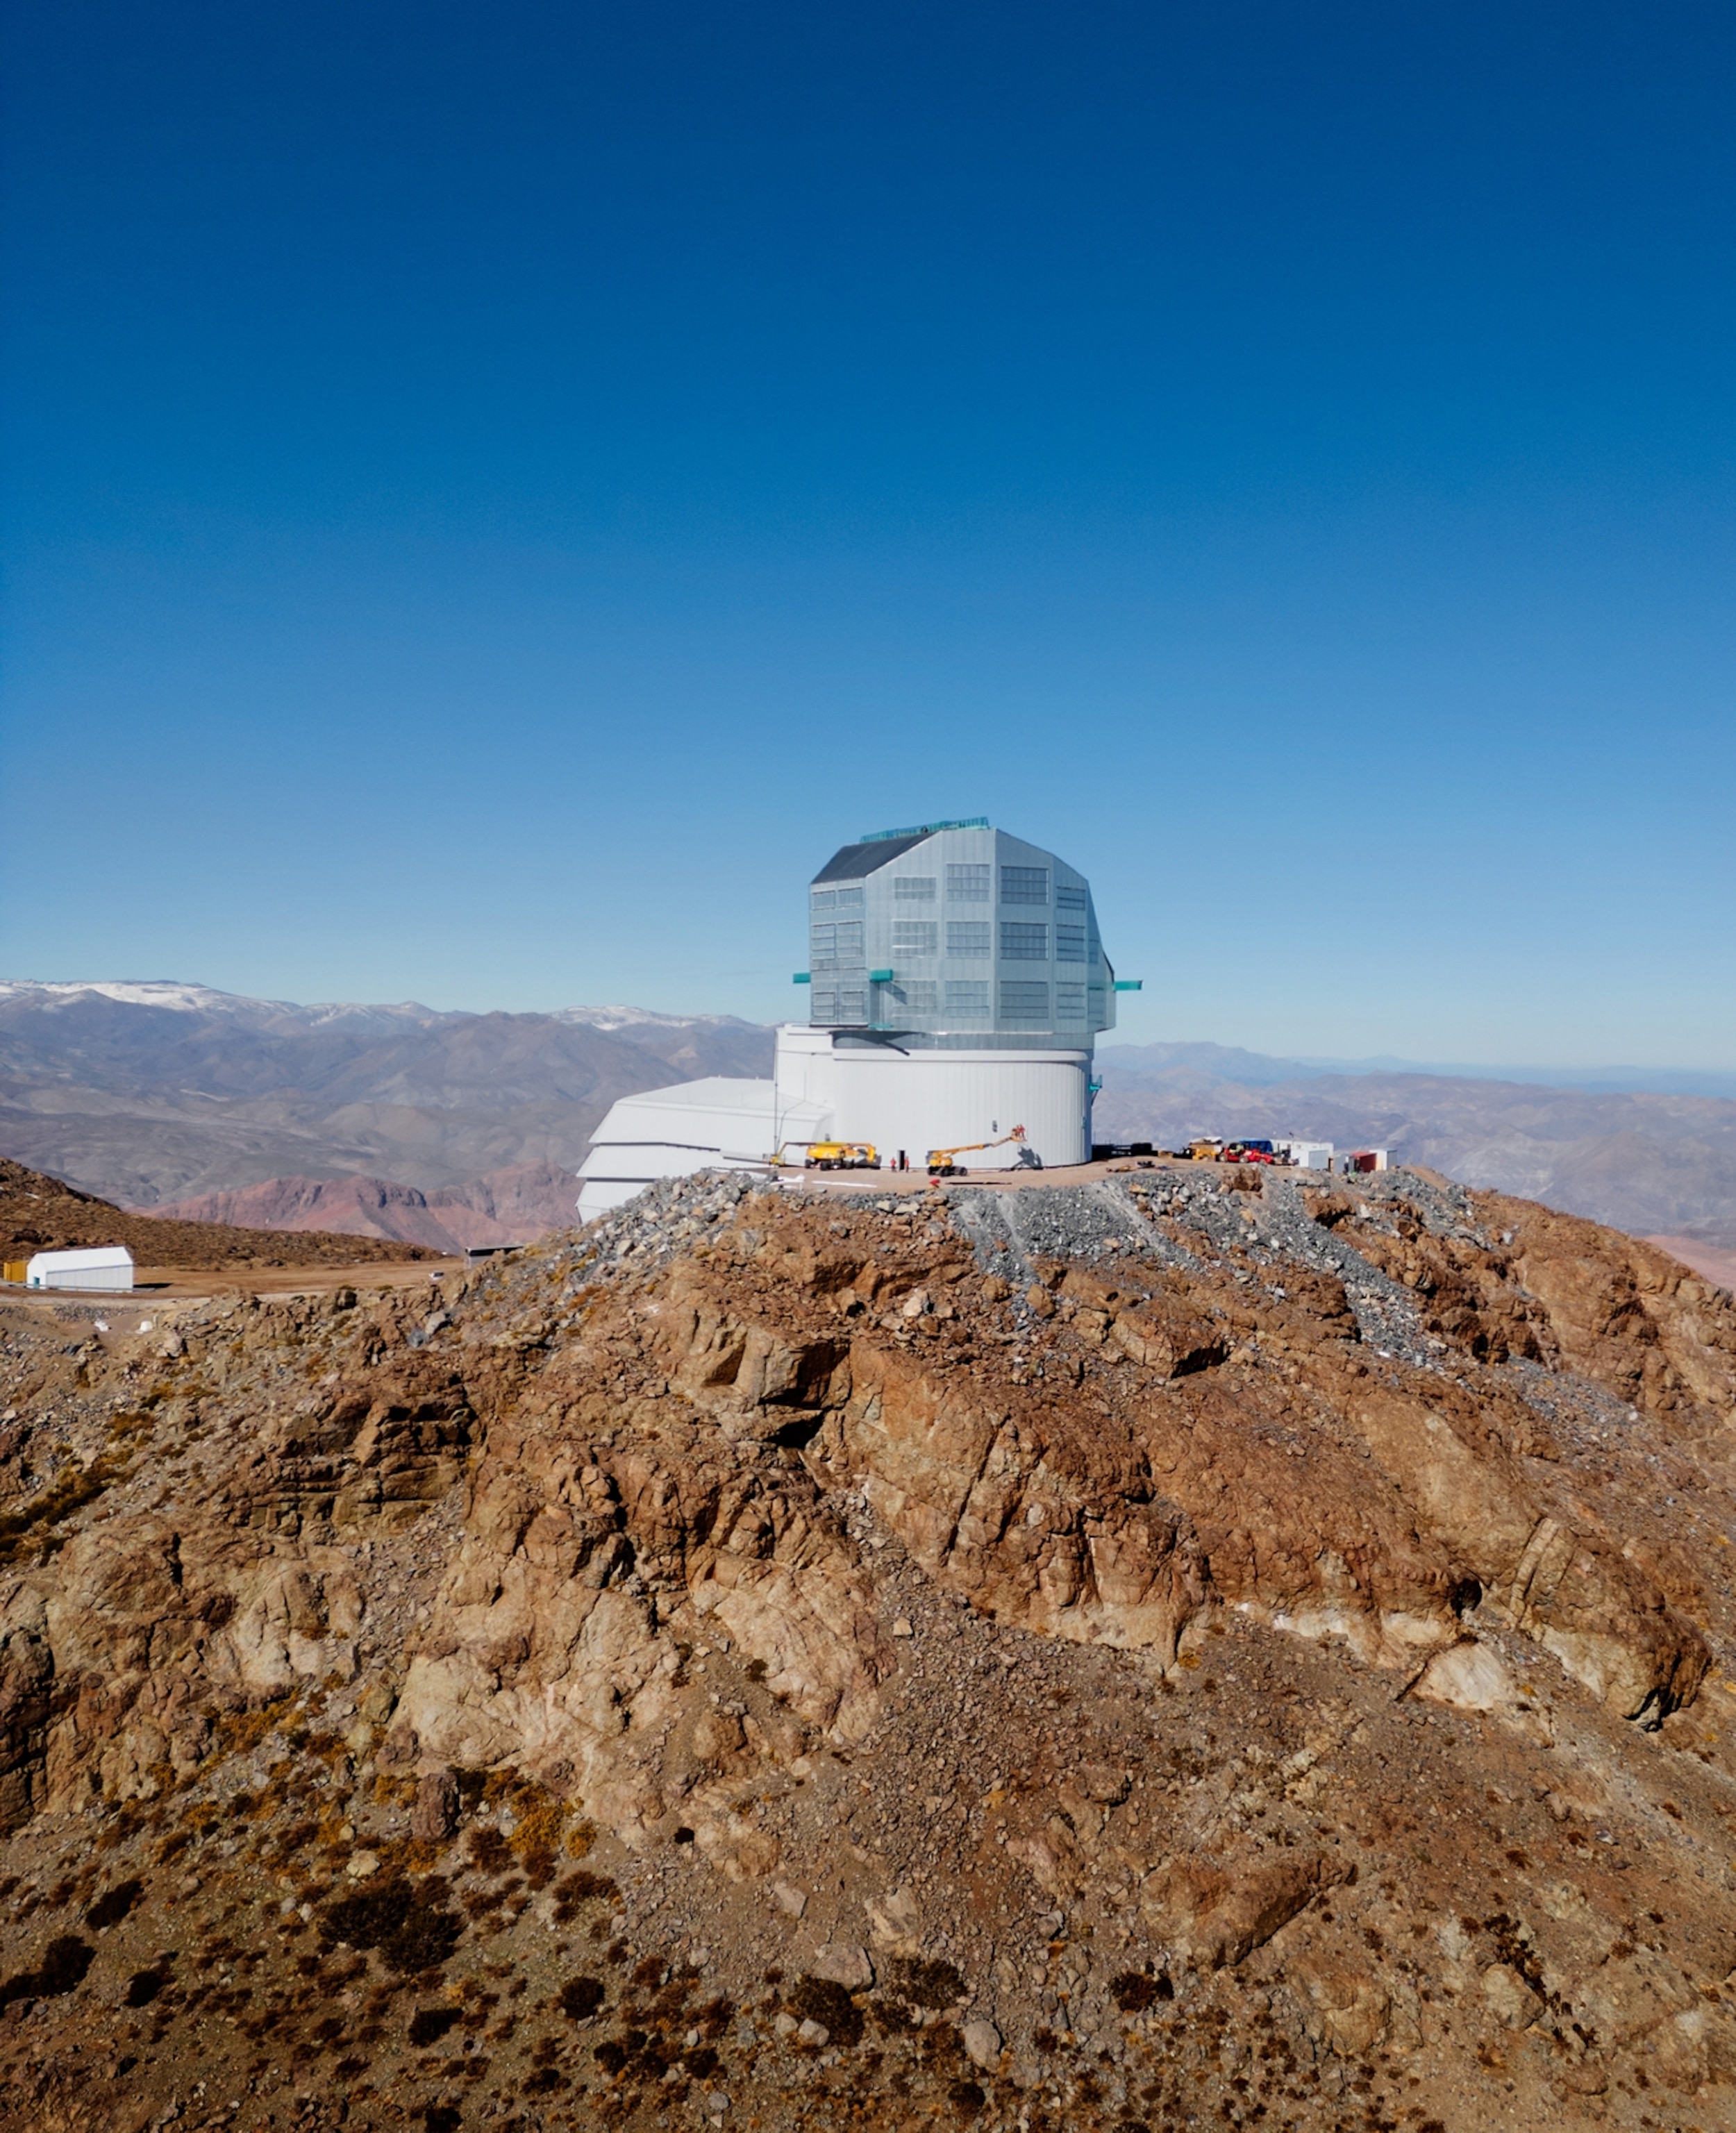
[1222,1139,1280,1165]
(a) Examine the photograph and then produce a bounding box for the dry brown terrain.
[1648,1236,1736,1297]
[0,1158,435,1274]
[145,1162,580,1256]
[0,1164,1732,2133]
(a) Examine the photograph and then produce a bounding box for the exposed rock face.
[0,1162,1731,2132]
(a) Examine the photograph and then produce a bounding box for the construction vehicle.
[804,1141,879,1171]
[766,1141,878,1171]
[1182,1137,1224,1162]
[926,1126,1042,1178]
[1222,1139,1278,1165]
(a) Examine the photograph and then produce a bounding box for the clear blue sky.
[3,1,1733,1064]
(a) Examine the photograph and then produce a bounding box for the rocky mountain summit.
[0,1163,1733,2133]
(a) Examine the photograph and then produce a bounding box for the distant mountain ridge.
[1094,1046,1736,1261]
[1099,1039,1736,1103]
[2,982,1733,1268]
[0,979,772,1212]
[0,979,760,1040]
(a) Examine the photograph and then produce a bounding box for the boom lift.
[926,1126,1042,1178]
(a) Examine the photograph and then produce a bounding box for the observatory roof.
[813,818,995,884]
[811,833,932,883]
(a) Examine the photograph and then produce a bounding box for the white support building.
[26,1245,135,1291]
[576,1078,831,1221]
[1275,1139,1333,1171]
[575,818,1125,1223]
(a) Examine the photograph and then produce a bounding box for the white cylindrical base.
[774,1026,1090,1170]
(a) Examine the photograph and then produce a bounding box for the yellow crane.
[926,1126,1040,1178]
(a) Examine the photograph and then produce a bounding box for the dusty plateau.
[0,1160,1734,2133]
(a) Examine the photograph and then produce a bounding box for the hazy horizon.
[4,975,1735,1101]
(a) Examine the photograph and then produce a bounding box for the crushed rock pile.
[0,1163,1732,2132]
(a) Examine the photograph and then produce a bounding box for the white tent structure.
[575,1078,828,1223]
[26,1245,135,1291]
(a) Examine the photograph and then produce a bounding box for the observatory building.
[575,818,1122,1219]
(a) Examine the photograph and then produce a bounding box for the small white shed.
[26,1245,135,1292]
[1276,1140,1333,1171]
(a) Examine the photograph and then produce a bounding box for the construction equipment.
[767,1139,880,1171]
[1183,1137,1224,1162]
[926,1126,1041,1178]
[804,1141,879,1171]
[1223,1139,1278,1165]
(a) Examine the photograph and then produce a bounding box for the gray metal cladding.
[807,823,1115,1046]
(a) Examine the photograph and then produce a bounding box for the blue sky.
[3,1,1733,1064]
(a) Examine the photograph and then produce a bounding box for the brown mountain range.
[0,1157,432,1271]
[0,981,771,1210]
[148,1160,581,1256]
[4,985,1735,1266]
[1094,1043,1736,1263]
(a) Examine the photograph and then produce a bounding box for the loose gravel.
[533,1162,1496,1379]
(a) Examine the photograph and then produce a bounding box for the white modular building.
[575,817,1125,1221]
[1275,1139,1334,1171]
[26,1245,135,1291]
